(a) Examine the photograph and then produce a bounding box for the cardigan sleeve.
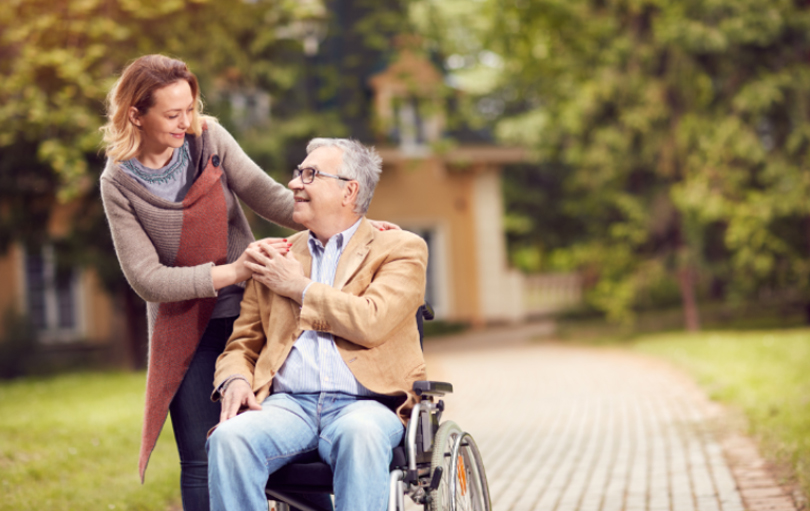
[209,122,304,232]
[100,177,218,303]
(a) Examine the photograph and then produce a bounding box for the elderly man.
[206,138,428,511]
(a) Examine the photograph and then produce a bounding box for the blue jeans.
[170,316,235,511]
[207,392,405,511]
[169,318,331,511]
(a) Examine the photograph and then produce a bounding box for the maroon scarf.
[138,153,228,482]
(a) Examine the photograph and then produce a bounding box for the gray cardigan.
[100,120,301,337]
[101,120,304,480]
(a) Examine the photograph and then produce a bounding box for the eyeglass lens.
[294,168,315,183]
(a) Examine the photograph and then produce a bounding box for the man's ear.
[342,181,359,208]
[128,106,142,128]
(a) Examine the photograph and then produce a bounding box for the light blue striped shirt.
[272,218,378,396]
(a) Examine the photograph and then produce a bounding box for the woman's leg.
[169,316,334,511]
[169,316,236,511]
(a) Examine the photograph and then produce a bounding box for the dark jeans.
[168,316,333,511]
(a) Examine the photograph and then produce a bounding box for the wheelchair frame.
[265,304,491,511]
[390,381,491,511]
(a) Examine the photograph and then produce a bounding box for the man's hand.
[220,379,261,423]
[245,242,310,303]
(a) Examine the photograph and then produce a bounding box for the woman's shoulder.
[201,117,236,146]
[100,158,124,188]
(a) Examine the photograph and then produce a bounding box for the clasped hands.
[242,239,309,304]
[236,220,399,300]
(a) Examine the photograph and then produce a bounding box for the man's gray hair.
[306,138,382,214]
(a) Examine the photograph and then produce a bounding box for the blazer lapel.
[334,218,374,290]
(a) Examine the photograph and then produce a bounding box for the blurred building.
[366,46,527,324]
[0,203,119,354]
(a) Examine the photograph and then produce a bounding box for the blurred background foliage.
[414,0,810,328]
[0,0,409,367]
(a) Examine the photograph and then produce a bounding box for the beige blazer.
[213,217,429,423]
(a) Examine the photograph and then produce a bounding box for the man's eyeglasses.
[293,167,352,184]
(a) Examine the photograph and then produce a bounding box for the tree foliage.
[416,0,810,326]
[0,0,323,365]
[0,0,413,366]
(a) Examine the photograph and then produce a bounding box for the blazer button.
[212,154,220,167]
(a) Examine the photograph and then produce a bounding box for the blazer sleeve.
[210,122,304,231]
[212,278,266,399]
[299,234,428,348]
[100,177,218,303]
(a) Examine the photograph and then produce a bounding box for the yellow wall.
[0,242,115,344]
[368,157,483,323]
[81,269,116,344]
[0,245,22,335]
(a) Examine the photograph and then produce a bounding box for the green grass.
[633,329,810,496]
[555,301,809,344]
[0,371,181,511]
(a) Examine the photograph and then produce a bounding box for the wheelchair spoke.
[428,422,490,511]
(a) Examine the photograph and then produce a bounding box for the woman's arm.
[209,122,303,231]
[210,122,401,233]
[101,177,243,302]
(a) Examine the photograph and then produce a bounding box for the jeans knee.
[179,459,208,489]
[334,420,398,462]
[207,421,248,460]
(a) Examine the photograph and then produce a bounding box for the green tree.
[0,0,320,366]
[415,0,810,329]
[1,0,416,368]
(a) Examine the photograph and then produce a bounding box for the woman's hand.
[211,237,292,290]
[369,219,401,231]
[245,241,309,303]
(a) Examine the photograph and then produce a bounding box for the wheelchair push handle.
[413,380,453,397]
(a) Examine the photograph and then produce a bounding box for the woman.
[100,54,390,509]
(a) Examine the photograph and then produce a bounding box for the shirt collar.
[308,217,363,255]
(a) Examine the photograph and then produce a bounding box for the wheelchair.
[264,304,491,511]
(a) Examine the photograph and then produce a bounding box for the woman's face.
[129,80,195,156]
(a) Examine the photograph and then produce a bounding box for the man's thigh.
[210,393,321,470]
[317,397,405,466]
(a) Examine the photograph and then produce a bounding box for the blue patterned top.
[120,140,193,202]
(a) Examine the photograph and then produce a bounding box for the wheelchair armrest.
[413,380,453,397]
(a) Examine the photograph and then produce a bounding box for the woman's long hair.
[101,55,205,163]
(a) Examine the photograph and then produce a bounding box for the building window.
[24,245,82,343]
[414,229,436,307]
[391,96,427,151]
[408,226,450,319]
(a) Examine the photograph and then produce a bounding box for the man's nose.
[288,175,303,189]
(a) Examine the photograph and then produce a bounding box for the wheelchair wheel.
[429,421,491,511]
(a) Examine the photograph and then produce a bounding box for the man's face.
[288,146,347,230]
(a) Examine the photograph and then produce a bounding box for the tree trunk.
[677,265,701,332]
[805,216,810,324]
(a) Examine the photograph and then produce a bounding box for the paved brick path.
[421,325,799,511]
